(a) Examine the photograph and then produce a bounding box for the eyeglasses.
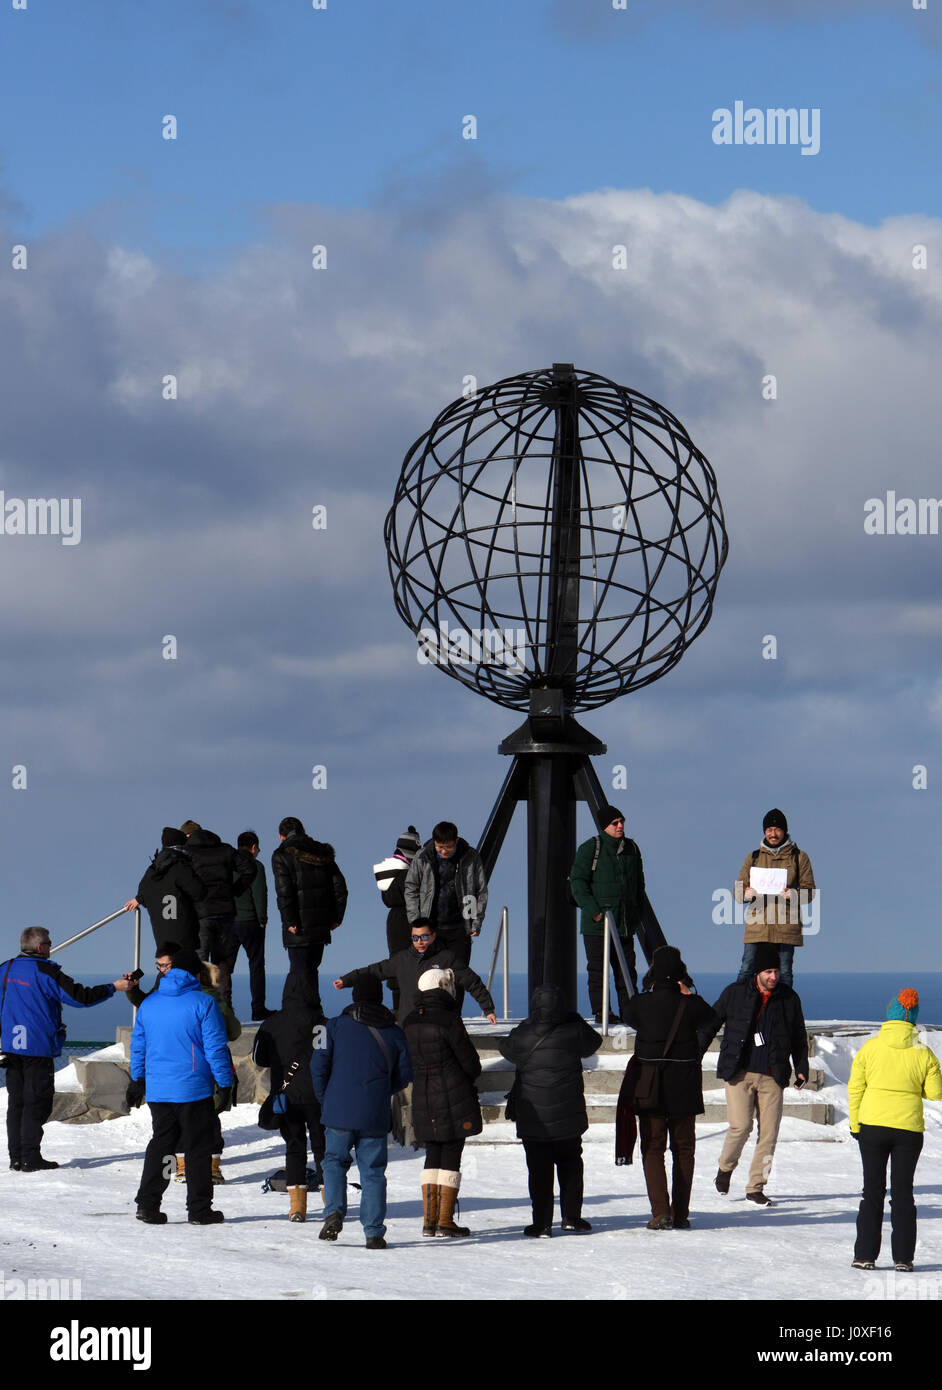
[156,960,172,972]
[411,934,432,943]
[609,819,625,826]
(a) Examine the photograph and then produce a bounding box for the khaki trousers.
[718,1071,784,1193]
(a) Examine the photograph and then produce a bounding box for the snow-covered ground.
[2,1029,941,1303]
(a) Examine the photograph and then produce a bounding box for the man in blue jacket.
[0,926,131,1171]
[312,976,412,1249]
[129,948,232,1225]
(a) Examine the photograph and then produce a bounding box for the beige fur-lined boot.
[174,1155,186,1183]
[435,1170,470,1237]
[288,1186,307,1223]
[211,1156,225,1184]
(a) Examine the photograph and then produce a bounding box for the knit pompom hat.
[418,967,456,998]
[886,988,919,1024]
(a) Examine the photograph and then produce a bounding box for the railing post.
[601,915,610,1038]
[501,906,509,1020]
[132,907,142,1026]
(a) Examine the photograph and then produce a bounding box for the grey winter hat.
[396,825,421,857]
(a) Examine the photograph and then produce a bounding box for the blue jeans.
[737,943,794,988]
[322,1128,388,1238]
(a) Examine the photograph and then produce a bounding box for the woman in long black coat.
[252,974,326,1224]
[402,968,482,1238]
[499,984,602,1237]
[618,945,717,1230]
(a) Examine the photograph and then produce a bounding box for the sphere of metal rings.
[385,365,728,713]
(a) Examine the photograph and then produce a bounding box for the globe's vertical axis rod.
[527,363,581,1007]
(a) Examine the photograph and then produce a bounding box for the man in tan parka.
[733,808,815,989]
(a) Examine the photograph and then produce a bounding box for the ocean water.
[52,971,942,1050]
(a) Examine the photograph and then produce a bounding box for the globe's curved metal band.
[385,364,728,713]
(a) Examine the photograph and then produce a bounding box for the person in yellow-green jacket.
[848,988,942,1272]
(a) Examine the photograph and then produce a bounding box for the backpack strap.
[368,1026,393,1077]
[591,837,601,872]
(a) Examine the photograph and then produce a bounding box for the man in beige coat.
[733,808,815,989]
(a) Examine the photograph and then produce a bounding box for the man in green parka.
[569,804,644,1024]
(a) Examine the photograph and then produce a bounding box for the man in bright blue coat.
[311,976,412,1248]
[129,949,232,1225]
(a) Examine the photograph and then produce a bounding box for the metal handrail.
[485,906,510,1020]
[600,908,635,1038]
[50,906,142,1021]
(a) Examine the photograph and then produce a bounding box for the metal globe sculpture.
[385,363,728,713]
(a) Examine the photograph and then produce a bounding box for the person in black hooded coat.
[252,974,326,1223]
[272,816,348,1013]
[618,945,718,1230]
[402,968,482,1238]
[499,985,602,1237]
[125,828,207,953]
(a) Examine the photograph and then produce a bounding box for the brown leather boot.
[436,1171,470,1238]
[288,1186,307,1223]
[211,1156,225,1184]
[174,1155,186,1183]
[421,1169,440,1236]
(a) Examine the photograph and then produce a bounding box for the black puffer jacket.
[253,975,324,1111]
[136,847,207,949]
[340,939,495,1023]
[499,986,602,1141]
[621,986,718,1118]
[402,989,483,1142]
[699,978,808,1090]
[185,829,255,920]
[272,833,348,949]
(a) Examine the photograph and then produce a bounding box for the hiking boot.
[9,1160,21,1172]
[251,1008,274,1021]
[20,1156,59,1171]
[136,1207,167,1225]
[894,1261,914,1273]
[174,1155,186,1183]
[646,1215,672,1230]
[714,1167,731,1195]
[288,1186,307,1223]
[745,1190,772,1206]
[523,1224,552,1238]
[188,1210,225,1225]
[561,1218,592,1232]
[365,1236,387,1249]
[852,1258,876,1270]
[319,1211,343,1242]
[211,1156,225,1184]
[672,1217,692,1230]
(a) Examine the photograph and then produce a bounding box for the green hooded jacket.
[569,832,644,937]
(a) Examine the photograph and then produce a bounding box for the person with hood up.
[272,815,348,1015]
[616,946,718,1229]
[311,976,412,1249]
[373,825,422,1014]
[128,948,232,1226]
[848,988,942,1272]
[253,974,327,1224]
[179,820,256,987]
[402,967,483,1238]
[124,827,207,953]
[499,985,602,1237]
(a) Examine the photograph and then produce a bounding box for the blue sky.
[0,0,939,996]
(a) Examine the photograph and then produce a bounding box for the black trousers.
[522,1136,584,1227]
[282,1102,326,1186]
[136,1097,217,1217]
[287,944,324,1013]
[855,1123,924,1264]
[424,1139,465,1171]
[198,917,236,974]
[227,920,267,1013]
[583,932,637,1016]
[5,1056,55,1163]
[435,927,472,1011]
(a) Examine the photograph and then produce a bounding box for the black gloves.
[214,1086,233,1114]
[126,1078,146,1109]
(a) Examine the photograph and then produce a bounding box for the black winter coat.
[341,939,495,1024]
[402,990,483,1143]
[185,830,255,920]
[621,986,718,1118]
[700,978,809,1090]
[136,847,207,950]
[272,834,348,949]
[253,976,323,1112]
[499,986,602,1141]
